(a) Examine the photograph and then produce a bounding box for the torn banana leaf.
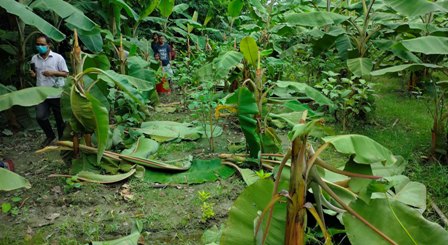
[89,230,140,245]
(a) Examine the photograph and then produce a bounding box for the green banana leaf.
[144,159,235,184]
[0,0,65,41]
[240,36,259,67]
[0,168,31,191]
[138,0,160,22]
[76,169,136,184]
[30,0,97,31]
[0,87,62,112]
[111,0,139,21]
[85,92,109,163]
[76,27,103,53]
[274,81,335,110]
[158,0,175,18]
[285,12,349,27]
[371,63,441,76]
[343,199,448,245]
[384,0,446,17]
[121,136,159,158]
[323,134,396,166]
[347,58,373,77]
[225,87,261,158]
[83,53,111,71]
[220,180,286,245]
[227,0,244,18]
[195,51,243,82]
[402,36,448,55]
[137,121,204,142]
[187,11,198,33]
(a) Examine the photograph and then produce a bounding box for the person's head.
[158,35,165,45]
[35,34,51,55]
[154,52,160,60]
[152,33,159,42]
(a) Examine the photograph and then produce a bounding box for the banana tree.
[220,113,448,244]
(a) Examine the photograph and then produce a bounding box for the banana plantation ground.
[1,79,448,244]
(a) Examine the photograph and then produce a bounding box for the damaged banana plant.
[67,30,151,163]
[220,111,448,244]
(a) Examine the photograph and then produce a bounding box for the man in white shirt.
[30,34,69,147]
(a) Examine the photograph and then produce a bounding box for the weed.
[198,191,215,222]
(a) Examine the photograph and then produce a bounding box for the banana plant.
[66,30,150,163]
[220,112,448,244]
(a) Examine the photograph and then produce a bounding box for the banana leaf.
[0,168,31,191]
[75,169,136,184]
[158,0,175,18]
[343,199,448,245]
[225,87,261,158]
[220,180,286,245]
[30,0,97,31]
[323,134,396,166]
[240,36,259,67]
[0,87,62,112]
[0,0,65,41]
[144,158,235,184]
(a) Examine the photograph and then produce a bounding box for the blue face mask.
[36,45,48,55]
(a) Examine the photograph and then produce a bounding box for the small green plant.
[198,191,215,222]
[64,176,81,193]
[315,75,375,130]
[255,169,272,179]
[1,196,22,216]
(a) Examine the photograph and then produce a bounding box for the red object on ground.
[156,76,171,93]
[0,159,14,171]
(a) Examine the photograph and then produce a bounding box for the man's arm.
[42,54,69,77]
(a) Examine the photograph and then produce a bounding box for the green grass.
[348,76,448,224]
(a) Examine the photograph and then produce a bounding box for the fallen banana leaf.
[51,141,191,171]
[0,168,31,191]
[76,169,136,184]
[144,158,235,184]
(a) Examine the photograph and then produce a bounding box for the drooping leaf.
[138,0,160,21]
[343,199,448,245]
[111,0,139,21]
[378,175,427,212]
[227,0,244,18]
[384,0,447,17]
[274,81,335,109]
[30,0,97,31]
[0,168,31,191]
[344,160,374,203]
[0,0,65,41]
[402,36,448,55]
[83,53,110,71]
[213,51,244,79]
[285,12,349,27]
[85,93,109,163]
[158,0,175,18]
[240,36,259,67]
[76,27,103,52]
[220,180,286,245]
[347,58,373,77]
[144,159,235,184]
[323,134,396,166]
[0,87,62,112]
[225,87,261,158]
[371,63,441,76]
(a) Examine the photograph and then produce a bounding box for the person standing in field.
[155,35,174,80]
[30,34,69,147]
[151,33,159,55]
